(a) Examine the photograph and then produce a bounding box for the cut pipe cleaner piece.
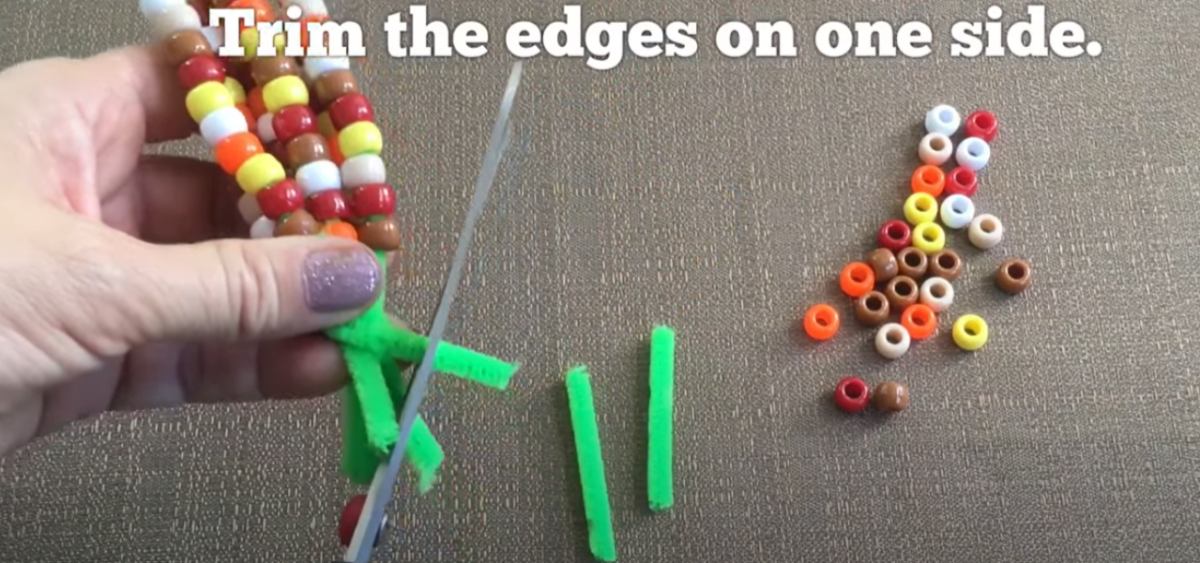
[565,366,617,562]
[647,326,676,512]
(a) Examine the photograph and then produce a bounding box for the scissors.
[334,61,523,563]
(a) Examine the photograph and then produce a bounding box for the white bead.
[199,106,248,146]
[238,193,263,224]
[919,277,955,313]
[250,216,276,239]
[968,214,1004,250]
[956,137,991,171]
[875,323,911,360]
[926,105,961,136]
[149,3,202,38]
[139,0,186,17]
[341,155,386,188]
[200,26,224,51]
[257,113,277,143]
[939,194,975,230]
[296,161,342,195]
[918,133,953,166]
[304,57,351,81]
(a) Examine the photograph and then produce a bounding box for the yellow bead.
[911,222,945,253]
[225,77,247,104]
[338,122,383,158]
[317,111,336,138]
[952,314,989,351]
[235,153,286,195]
[185,81,235,123]
[904,192,938,226]
[263,75,309,113]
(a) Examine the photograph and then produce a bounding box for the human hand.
[0,46,384,456]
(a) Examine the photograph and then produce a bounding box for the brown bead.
[164,30,213,67]
[357,215,401,250]
[853,291,890,326]
[286,133,331,167]
[274,209,321,236]
[865,248,898,284]
[251,56,300,86]
[895,247,928,279]
[315,69,360,107]
[927,249,962,281]
[884,275,919,311]
[873,381,909,413]
[996,258,1032,295]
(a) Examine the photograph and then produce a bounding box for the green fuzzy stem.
[565,366,617,562]
[343,345,398,456]
[383,360,444,493]
[647,326,676,512]
[341,386,379,485]
[380,326,517,390]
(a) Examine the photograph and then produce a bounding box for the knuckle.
[210,240,284,339]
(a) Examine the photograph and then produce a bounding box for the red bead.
[306,190,350,221]
[272,105,318,145]
[965,110,998,142]
[255,179,303,219]
[834,377,871,414]
[328,93,376,130]
[177,56,225,90]
[878,220,912,252]
[349,184,396,217]
[338,494,366,547]
[944,167,978,198]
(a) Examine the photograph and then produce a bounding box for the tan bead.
[357,215,401,250]
[873,381,909,413]
[315,70,359,107]
[996,258,1032,295]
[884,275,919,311]
[250,56,300,86]
[927,249,963,281]
[286,133,331,167]
[853,291,890,326]
[895,247,928,279]
[164,29,213,67]
[274,209,321,236]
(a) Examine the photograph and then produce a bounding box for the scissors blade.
[342,62,523,563]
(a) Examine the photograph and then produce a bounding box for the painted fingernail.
[303,248,381,312]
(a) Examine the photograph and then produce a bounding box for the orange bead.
[803,304,840,341]
[900,303,937,340]
[911,165,945,197]
[322,220,359,241]
[248,87,267,118]
[214,132,264,175]
[839,262,875,298]
[235,103,255,129]
[327,134,345,165]
[229,0,274,29]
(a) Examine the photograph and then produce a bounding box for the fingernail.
[303,248,382,313]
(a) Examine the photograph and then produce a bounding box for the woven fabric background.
[3,0,1200,561]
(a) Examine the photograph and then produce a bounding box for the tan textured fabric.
[4,0,1200,561]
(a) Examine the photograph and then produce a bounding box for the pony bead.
[912,222,946,253]
[341,155,387,188]
[939,194,975,230]
[875,323,911,360]
[968,214,1004,250]
[918,133,953,166]
[956,137,991,171]
[200,106,250,146]
[904,192,938,226]
[925,105,961,136]
[919,277,954,313]
[952,314,989,351]
[296,160,343,195]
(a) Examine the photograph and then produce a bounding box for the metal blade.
[342,62,523,563]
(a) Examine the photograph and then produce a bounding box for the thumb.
[120,235,383,343]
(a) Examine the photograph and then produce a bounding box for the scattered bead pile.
[139,0,402,251]
[803,106,1034,414]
